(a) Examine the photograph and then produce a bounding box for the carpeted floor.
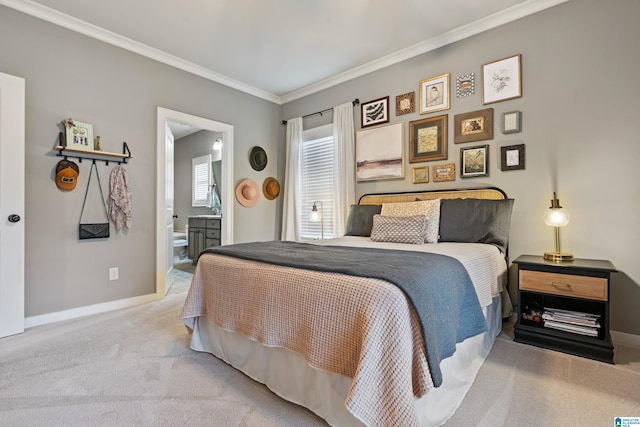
[1,294,638,426]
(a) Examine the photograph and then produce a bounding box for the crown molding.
[0,0,281,104]
[2,0,568,106]
[279,0,569,104]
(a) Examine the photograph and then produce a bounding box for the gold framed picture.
[432,163,455,182]
[482,54,522,105]
[419,73,450,114]
[454,108,494,144]
[409,114,448,163]
[395,92,415,116]
[412,166,429,184]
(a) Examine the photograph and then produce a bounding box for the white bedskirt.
[189,295,502,426]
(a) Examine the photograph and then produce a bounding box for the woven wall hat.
[235,179,260,207]
[249,146,267,171]
[262,177,280,200]
[55,159,80,191]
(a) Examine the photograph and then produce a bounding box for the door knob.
[8,214,21,223]
[173,214,178,219]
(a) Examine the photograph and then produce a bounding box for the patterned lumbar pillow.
[370,214,427,244]
[380,199,440,243]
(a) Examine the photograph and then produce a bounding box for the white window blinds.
[300,125,335,239]
[192,154,211,207]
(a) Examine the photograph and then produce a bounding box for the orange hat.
[262,177,280,200]
[55,159,79,191]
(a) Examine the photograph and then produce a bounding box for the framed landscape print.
[419,73,450,114]
[453,108,494,144]
[460,144,489,178]
[361,96,390,128]
[409,114,448,163]
[482,54,522,105]
[356,122,404,181]
[64,118,94,151]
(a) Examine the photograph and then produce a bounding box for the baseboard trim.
[611,330,640,349]
[24,293,160,329]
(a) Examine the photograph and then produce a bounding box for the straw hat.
[235,179,259,207]
[262,177,280,200]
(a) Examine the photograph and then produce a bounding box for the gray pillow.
[438,198,514,253]
[344,204,382,237]
[370,215,427,245]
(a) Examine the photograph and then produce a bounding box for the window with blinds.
[192,154,211,207]
[300,125,335,239]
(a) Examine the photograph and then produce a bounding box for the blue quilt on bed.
[199,240,488,387]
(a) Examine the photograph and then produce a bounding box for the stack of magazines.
[542,308,600,337]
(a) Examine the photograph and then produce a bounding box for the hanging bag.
[78,161,110,240]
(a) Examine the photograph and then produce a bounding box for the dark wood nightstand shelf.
[513,255,617,363]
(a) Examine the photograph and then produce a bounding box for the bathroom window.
[192,154,211,207]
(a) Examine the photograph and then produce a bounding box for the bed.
[180,187,514,426]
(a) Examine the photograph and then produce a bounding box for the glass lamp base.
[543,251,574,262]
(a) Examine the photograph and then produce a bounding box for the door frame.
[156,107,234,297]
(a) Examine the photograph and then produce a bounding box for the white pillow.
[380,199,440,243]
[370,215,427,245]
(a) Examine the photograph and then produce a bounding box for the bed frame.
[358,186,507,205]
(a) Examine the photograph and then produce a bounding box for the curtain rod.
[282,98,359,125]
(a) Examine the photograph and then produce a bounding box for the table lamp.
[543,192,573,261]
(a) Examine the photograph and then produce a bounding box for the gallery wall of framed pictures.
[356,53,525,184]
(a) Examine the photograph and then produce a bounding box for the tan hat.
[262,177,280,200]
[235,179,259,207]
[55,159,79,191]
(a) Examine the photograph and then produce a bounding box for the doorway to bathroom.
[156,107,234,298]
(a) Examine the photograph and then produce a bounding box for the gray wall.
[281,0,640,336]
[173,130,222,231]
[0,6,282,317]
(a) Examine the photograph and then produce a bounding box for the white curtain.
[332,102,356,236]
[281,117,303,241]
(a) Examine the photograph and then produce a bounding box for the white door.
[165,123,175,281]
[0,72,25,338]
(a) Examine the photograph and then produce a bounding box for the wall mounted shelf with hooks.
[55,135,132,165]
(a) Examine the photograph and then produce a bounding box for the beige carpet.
[1,294,638,426]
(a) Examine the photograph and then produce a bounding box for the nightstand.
[513,255,617,363]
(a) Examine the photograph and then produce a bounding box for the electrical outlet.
[109,267,119,281]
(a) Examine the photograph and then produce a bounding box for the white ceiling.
[3,0,566,104]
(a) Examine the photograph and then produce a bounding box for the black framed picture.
[460,144,489,178]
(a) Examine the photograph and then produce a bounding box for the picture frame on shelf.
[361,96,390,128]
[460,144,489,178]
[453,108,494,144]
[412,166,429,184]
[395,92,415,116]
[501,144,525,171]
[502,110,522,134]
[356,122,404,181]
[456,73,475,98]
[419,73,450,114]
[409,114,448,163]
[482,54,522,105]
[64,118,94,151]
[432,162,456,182]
